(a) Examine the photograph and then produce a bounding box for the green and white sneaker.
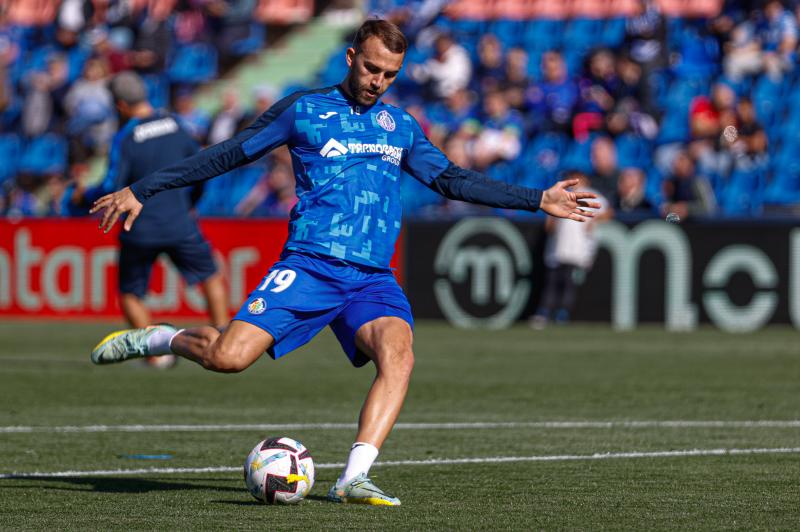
[91,324,177,365]
[326,473,401,506]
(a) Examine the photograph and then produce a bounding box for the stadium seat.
[490,19,524,49]
[229,23,267,57]
[523,19,563,52]
[168,43,219,84]
[0,134,22,184]
[720,167,765,216]
[656,109,689,145]
[616,134,652,168]
[563,18,604,55]
[601,18,627,47]
[18,134,68,176]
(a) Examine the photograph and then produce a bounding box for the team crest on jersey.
[376,110,396,132]
[248,298,267,315]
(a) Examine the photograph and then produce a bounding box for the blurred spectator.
[758,0,798,80]
[207,87,245,145]
[173,86,210,143]
[574,48,620,140]
[474,34,504,93]
[723,14,763,82]
[239,84,277,129]
[472,88,523,170]
[20,52,70,137]
[204,0,260,68]
[501,47,530,112]
[661,150,717,220]
[410,31,472,99]
[590,136,619,199]
[236,147,297,217]
[527,51,577,132]
[731,97,769,172]
[427,87,479,139]
[615,167,653,214]
[130,0,174,74]
[530,170,613,329]
[64,56,116,161]
[625,0,667,72]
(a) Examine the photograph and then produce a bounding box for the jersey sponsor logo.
[320,138,349,158]
[376,110,396,132]
[133,118,179,143]
[347,142,404,166]
[318,111,338,119]
[248,297,267,315]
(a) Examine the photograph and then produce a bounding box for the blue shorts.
[232,251,413,367]
[118,232,218,298]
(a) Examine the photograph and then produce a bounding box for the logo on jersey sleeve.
[376,110,396,132]
[248,298,267,315]
[320,138,349,157]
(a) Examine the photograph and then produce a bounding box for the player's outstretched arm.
[540,178,600,222]
[89,186,143,233]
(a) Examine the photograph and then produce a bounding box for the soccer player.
[67,71,228,366]
[89,20,599,505]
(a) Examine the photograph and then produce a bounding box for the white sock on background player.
[145,328,183,355]
[336,442,379,487]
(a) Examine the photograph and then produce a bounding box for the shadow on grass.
[212,493,331,505]
[0,476,241,494]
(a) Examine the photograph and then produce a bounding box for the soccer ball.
[244,437,315,504]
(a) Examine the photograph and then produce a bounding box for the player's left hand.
[540,178,600,222]
[89,187,143,233]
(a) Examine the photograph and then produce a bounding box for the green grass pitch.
[1,321,799,529]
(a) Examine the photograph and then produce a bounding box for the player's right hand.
[89,186,143,233]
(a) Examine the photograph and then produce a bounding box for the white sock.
[336,442,379,487]
[145,328,183,355]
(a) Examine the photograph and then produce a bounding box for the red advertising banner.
[0,219,404,319]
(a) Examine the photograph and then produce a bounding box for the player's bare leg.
[200,273,229,328]
[354,316,414,448]
[119,293,151,328]
[92,320,272,373]
[170,321,272,372]
[328,316,413,506]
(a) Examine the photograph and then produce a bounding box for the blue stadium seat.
[230,23,266,57]
[522,133,567,188]
[564,18,604,54]
[561,137,594,174]
[720,167,765,216]
[18,134,68,176]
[0,134,22,183]
[490,19,524,49]
[763,164,800,205]
[601,18,626,48]
[663,77,708,110]
[616,134,652,168]
[523,19,563,52]
[168,43,219,84]
[656,109,689,144]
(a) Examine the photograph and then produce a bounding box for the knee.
[203,342,250,373]
[375,345,415,381]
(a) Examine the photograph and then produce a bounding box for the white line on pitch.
[2,420,800,433]
[2,447,799,479]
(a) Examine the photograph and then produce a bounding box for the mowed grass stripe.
[4,446,800,479]
[2,420,800,433]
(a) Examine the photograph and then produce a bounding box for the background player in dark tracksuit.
[66,72,228,365]
[89,21,599,503]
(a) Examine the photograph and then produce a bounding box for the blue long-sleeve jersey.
[130,86,542,269]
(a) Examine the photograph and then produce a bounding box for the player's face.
[345,36,404,106]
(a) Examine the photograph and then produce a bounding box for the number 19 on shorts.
[258,269,297,293]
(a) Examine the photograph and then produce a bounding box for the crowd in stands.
[341,0,799,219]
[2,0,800,220]
[0,0,292,217]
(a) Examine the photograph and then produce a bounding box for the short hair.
[109,71,147,106]
[352,19,407,54]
